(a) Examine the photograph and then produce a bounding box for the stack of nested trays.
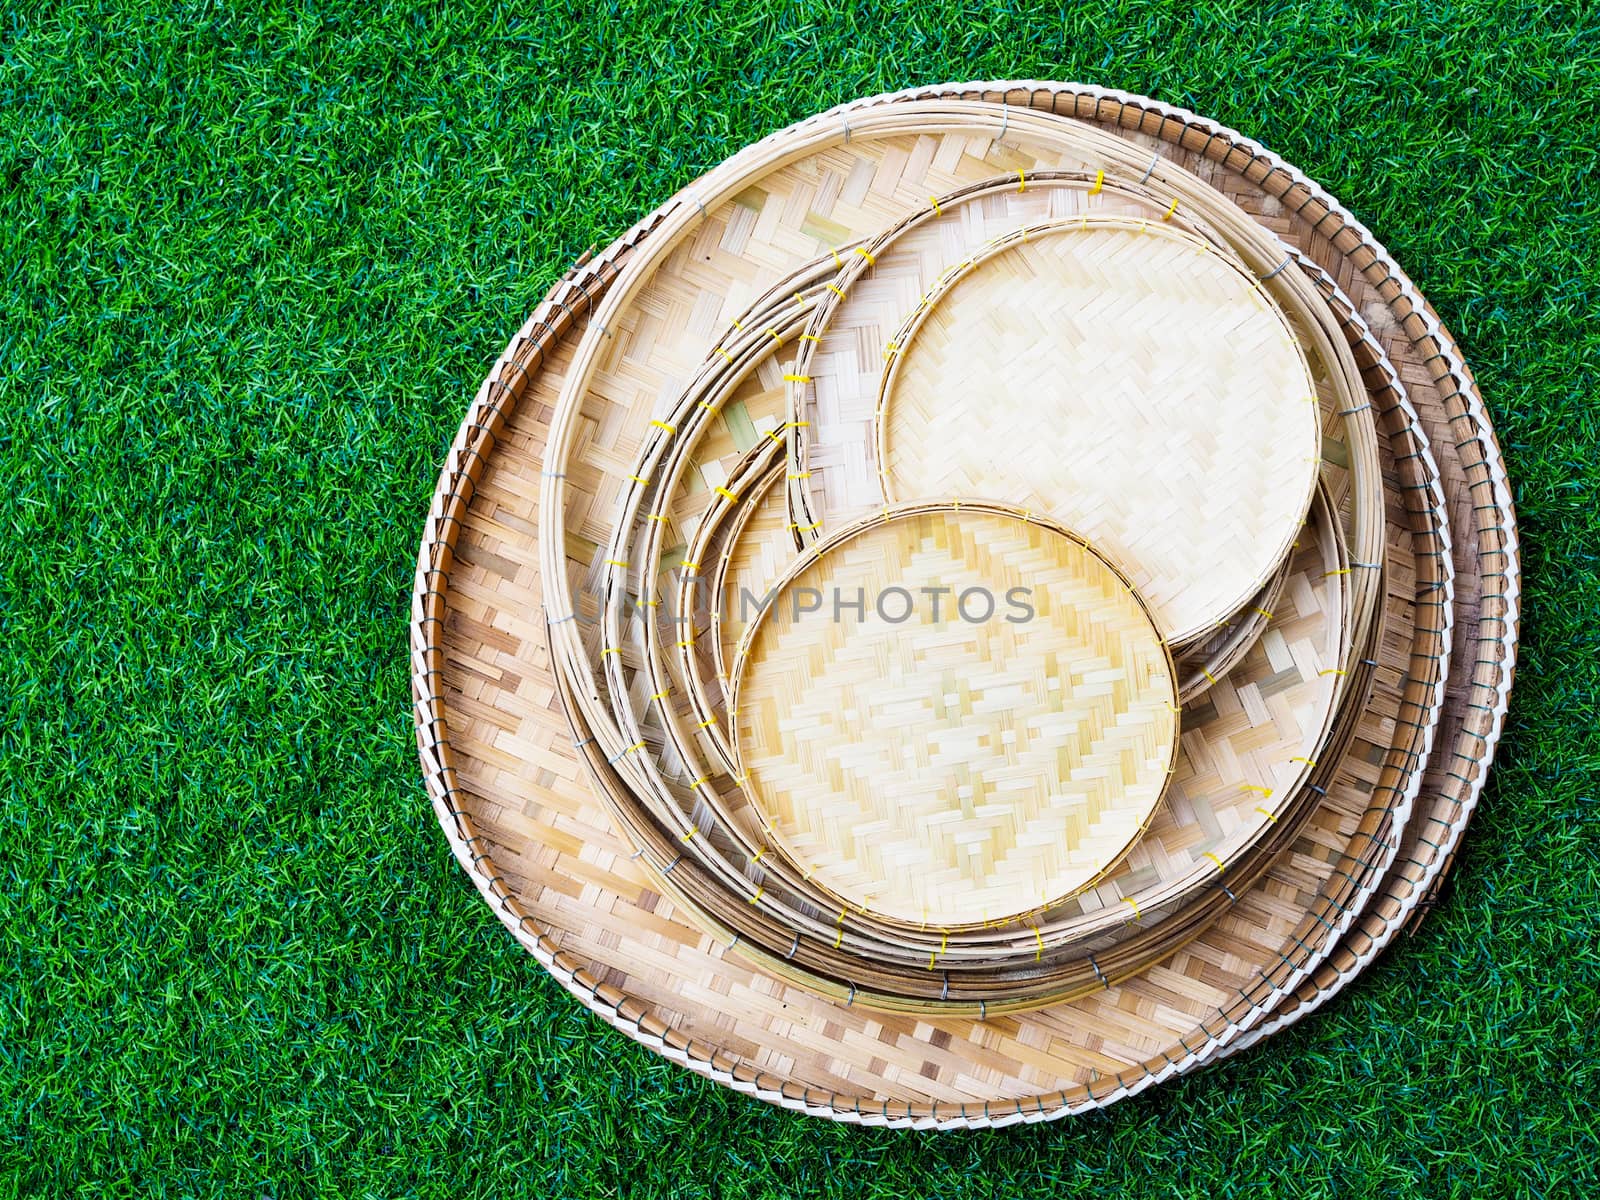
[412,84,1517,1125]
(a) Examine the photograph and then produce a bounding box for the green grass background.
[3,1,1597,1195]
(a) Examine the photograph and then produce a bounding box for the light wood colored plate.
[410,84,1510,1124]
[729,502,1178,928]
[873,217,1318,643]
[783,171,1241,567]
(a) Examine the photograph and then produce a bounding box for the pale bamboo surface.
[592,248,1364,979]
[780,171,1243,584]
[711,466,793,688]
[873,218,1317,643]
[410,84,1515,1125]
[664,464,1353,975]
[781,171,1378,658]
[435,181,1444,1012]
[535,109,1395,995]
[730,503,1178,928]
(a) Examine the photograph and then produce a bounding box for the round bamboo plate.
[873,217,1317,644]
[674,419,1351,952]
[779,171,1242,561]
[780,173,1372,656]
[508,171,1401,1004]
[709,483,1351,963]
[728,502,1179,929]
[539,104,1420,1002]
[412,84,1513,1122]
[567,287,1439,1013]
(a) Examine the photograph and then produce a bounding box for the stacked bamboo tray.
[412,84,1518,1127]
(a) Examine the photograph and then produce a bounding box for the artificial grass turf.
[2,1,1598,1195]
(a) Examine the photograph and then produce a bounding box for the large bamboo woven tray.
[412,83,1516,1124]
[438,229,1443,1020]
[729,502,1178,929]
[412,249,1427,1107]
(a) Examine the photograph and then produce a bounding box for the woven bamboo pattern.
[874,218,1318,642]
[780,171,1241,571]
[448,205,1398,1017]
[530,209,1432,1012]
[731,504,1178,927]
[412,236,1440,1062]
[408,84,1515,1125]
[783,170,1378,656]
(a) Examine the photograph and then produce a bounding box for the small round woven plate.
[729,502,1178,928]
[874,217,1318,643]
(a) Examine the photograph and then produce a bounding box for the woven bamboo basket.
[573,473,1392,1012]
[411,84,1515,1123]
[869,217,1317,645]
[547,112,1376,857]
[786,213,1320,645]
[416,240,1452,1094]
[570,263,1359,986]
[520,235,1443,1020]
[521,101,1430,1009]
[782,164,1387,662]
